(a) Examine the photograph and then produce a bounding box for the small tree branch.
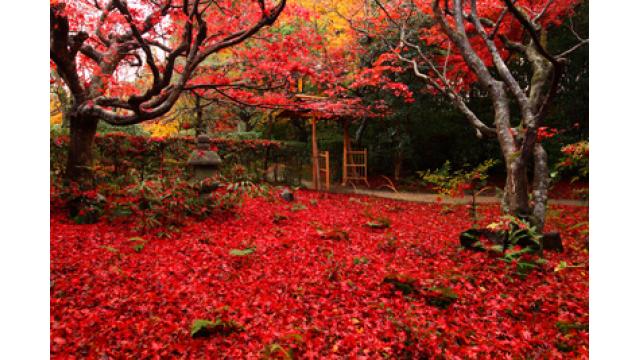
[556,39,588,58]
[533,0,554,24]
[469,0,531,116]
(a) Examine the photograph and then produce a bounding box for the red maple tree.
[50,0,286,185]
[350,0,588,229]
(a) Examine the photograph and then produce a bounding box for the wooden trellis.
[341,121,368,187]
[282,90,367,191]
[342,149,368,186]
[318,151,330,190]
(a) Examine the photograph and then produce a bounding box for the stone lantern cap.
[187,135,222,166]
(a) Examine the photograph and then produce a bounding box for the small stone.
[280,188,294,202]
[542,232,563,252]
[478,228,506,246]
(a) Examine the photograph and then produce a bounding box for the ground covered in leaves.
[51,190,588,359]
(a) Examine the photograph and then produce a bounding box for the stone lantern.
[187,134,222,183]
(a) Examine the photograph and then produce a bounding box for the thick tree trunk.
[504,158,531,219]
[500,145,550,231]
[491,86,532,223]
[531,143,550,230]
[65,114,99,188]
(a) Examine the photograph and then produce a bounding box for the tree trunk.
[531,143,550,230]
[500,146,550,231]
[195,96,205,136]
[65,114,99,188]
[393,149,402,181]
[503,157,531,219]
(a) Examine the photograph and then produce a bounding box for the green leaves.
[229,247,256,257]
[501,247,536,262]
[554,261,585,272]
[290,203,307,212]
[275,23,296,36]
[383,274,458,308]
[190,319,216,337]
[556,321,589,334]
[459,229,481,249]
[129,237,146,253]
[515,261,538,276]
[366,220,390,229]
[417,159,498,198]
[383,274,418,295]
[190,318,243,338]
[263,343,293,359]
[425,286,458,309]
[363,208,391,229]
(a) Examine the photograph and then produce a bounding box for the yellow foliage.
[144,120,181,138]
[143,94,194,137]
[50,112,63,126]
[294,0,362,49]
[50,96,63,126]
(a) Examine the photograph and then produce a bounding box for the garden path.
[300,181,588,207]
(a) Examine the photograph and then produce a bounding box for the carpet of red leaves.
[51,190,588,359]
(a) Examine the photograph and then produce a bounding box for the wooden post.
[364,148,369,187]
[342,120,350,186]
[324,151,330,190]
[311,116,319,190]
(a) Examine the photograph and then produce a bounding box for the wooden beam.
[325,152,330,190]
[311,116,319,190]
[342,120,349,186]
[363,148,369,187]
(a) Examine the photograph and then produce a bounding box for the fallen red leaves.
[51,191,588,358]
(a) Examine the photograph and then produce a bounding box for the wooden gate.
[342,149,369,186]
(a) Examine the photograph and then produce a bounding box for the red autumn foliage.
[51,190,588,358]
[352,0,582,98]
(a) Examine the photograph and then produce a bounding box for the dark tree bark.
[65,114,99,188]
